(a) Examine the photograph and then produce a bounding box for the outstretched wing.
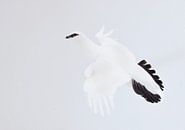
[83,58,131,116]
[132,79,161,103]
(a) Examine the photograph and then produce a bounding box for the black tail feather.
[132,79,161,103]
[138,60,164,91]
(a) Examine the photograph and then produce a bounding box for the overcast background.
[0,0,185,130]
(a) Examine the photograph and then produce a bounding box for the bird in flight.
[65,27,164,116]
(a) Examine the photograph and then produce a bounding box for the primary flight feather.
[66,27,164,116]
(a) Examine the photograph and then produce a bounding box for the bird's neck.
[78,34,99,58]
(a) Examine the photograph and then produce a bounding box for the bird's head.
[65,32,90,45]
[65,32,81,39]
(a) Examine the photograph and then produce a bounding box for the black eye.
[66,33,79,39]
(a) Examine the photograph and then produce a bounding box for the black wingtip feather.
[132,79,161,103]
[145,64,152,69]
[149,69,156,74]
[138,60,164,91]
[157,80,163,84]
[138,60,147,65]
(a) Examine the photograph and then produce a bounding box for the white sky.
[0,0,185,130]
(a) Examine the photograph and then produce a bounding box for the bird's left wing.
[83,58,131,116]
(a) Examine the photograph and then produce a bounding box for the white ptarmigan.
[66,27,164,116]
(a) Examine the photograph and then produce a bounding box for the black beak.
[65,33,79,39]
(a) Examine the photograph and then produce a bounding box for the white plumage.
[66,27,164,116]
